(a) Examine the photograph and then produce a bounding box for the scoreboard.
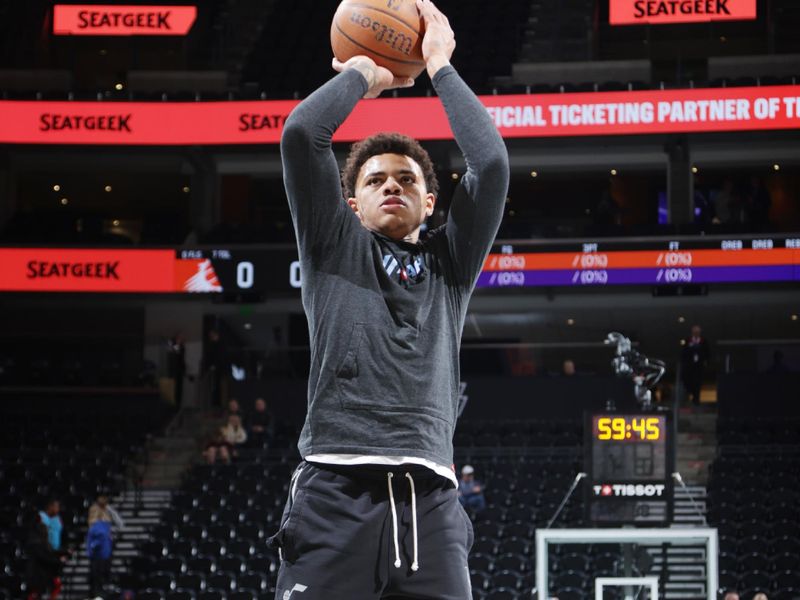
[0,235,798,294]
[585,412,675,526]
[478,236,800,289]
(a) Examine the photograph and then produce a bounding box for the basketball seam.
[334,23,425,67]
[344,3,421,36]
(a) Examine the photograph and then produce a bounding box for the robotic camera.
[605,332,666,409]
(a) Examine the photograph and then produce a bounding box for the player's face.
[348,153,435,242]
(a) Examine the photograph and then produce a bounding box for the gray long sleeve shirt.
[281,65,509,470]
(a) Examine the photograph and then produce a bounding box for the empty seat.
[237,571,268,592]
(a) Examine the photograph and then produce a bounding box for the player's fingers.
[389,76,415,89]
[332,58,345,72]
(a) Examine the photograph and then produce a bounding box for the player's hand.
[332,56,414,99]
[416,0,455,77]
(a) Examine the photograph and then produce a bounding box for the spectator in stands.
[681,325,709,406]
[202,328,225,408]
[226,397,244,422]
[562,359,576,376]
[248,397,274,446]
[25,517,67,600]
[221,414,248,450]
[766,350,792,374]
[38,499,63,552]
[85,519,112,598]
[458,465,486,513]
[594,180,621,230]
[88,493,125,529]
[167,332,187,409]
[753,594,768,600]
[746,175,771,230]
[693,179,716,228]
[203,430,231,465]
[712,178,737,225]
[723,592,739,600]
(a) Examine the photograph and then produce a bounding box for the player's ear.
[424,192,435,217]
[347,197,362,218]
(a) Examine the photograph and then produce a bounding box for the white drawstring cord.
[405,472,419,572]
[387,473,402,568]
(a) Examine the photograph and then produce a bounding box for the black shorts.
[269,461,474,600]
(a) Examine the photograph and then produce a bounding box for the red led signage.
[0,85,798,145]
[610,0,756,25]
[53,5,197,36]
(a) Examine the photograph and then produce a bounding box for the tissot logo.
[238,113,288,132]
[593,484,666,497]
[27,261,120,280]
[39,113,132,133]
[78,10,172,29]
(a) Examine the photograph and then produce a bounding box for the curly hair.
[341,132,439,199]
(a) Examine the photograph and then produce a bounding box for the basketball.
[331,0,425,79]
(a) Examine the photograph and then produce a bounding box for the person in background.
[86,493,124,599]
[88,493,125,530]
[38,499,63,553]
[746,175,771,230]
[203,430,231,465]
[167,332,187,409]
[723,592,739,600]
[753,593,768,600]
[85,519,112,598]
[226,398,244,422]
[457,465,486,513]
[766,350,792,374]
[248,397,274,446]
[680,325,710,406]
[25,516,67,600]
[562,359,576,377]
[220,414,247,458]
[202,328,225,409]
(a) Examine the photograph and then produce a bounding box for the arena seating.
[124,418,611,600]
[0,401,162,598]
[707,418,800,600]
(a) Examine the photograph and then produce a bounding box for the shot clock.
[585,412,674,526]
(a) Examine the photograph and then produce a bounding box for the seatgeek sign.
[1,85,799,144]
[53,5,197,36]
[610,0,756,25]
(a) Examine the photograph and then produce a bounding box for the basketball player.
[270,1,509,597]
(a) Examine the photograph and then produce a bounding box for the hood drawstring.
[386,472,420,572]
[387,473,402,568]
[405,472,419,572]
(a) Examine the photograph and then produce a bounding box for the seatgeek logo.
[593,484,666,497]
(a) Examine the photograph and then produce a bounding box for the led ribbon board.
[610,0,756,25]
[1,237,799,294]
[2,85,800,144]
[53,5,197,36]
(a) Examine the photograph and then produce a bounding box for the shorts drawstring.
[405,472,419,572]
[387,472,402,568]
[386,471,420,572]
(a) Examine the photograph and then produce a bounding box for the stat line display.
[0,235,798,294]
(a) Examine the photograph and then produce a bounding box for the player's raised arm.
[281,57,413,254]
[417,0,510,290]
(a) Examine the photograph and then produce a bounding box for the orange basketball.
[331,0,425,79]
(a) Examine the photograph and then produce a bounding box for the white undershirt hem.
[305,454,457,487]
